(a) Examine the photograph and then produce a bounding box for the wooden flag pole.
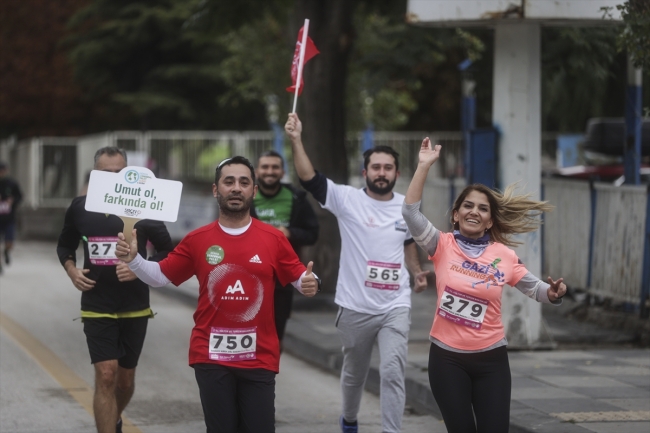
[292,18,310,113]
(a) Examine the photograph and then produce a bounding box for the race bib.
[88,237,119,265]
[209,327,257,361]
[437,286,488,330]
[0,202,10,215]
[365,261,401,290]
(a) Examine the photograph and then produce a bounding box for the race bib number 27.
[437,286,489,330]
[209,327,257,361]
[88,236,119,265]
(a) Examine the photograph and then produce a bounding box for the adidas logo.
[249,254,262,264]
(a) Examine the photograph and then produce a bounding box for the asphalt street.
[0,241,444,433]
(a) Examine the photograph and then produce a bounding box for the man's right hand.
[115,229,138,263]
[284,113,302,141]
[66,267,95,292]
[284,113,316,181]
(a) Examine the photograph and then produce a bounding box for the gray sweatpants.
[336,306,410,433]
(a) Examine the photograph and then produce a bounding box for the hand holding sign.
[115,230,138,263]
[85,166,182,243]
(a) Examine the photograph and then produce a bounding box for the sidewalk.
[166,278,650,432]
[285,291,650,433]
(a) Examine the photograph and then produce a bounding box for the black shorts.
[83,316,149,369]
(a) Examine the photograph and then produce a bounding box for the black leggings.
[194,363,276,433]
[428,343,511,433]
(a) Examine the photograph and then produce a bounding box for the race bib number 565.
[437,286,489,330]
[365,261,401,290]
[209,327,257,361]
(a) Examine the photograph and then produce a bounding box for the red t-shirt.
[159,218,305,373]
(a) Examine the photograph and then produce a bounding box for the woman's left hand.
[547,276,566,302]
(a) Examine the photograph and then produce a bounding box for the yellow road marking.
[551,410,650,422]
[0,311,143,433]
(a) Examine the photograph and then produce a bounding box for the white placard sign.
[85,166,183,222]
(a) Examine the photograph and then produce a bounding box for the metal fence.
[542,178,649,306]
[1,130,465,208]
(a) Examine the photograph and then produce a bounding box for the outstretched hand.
[418,137,442,167]
[300,261,318,297]
[546,276,566,302]
[115,229,138,263]
[285,113,302,141]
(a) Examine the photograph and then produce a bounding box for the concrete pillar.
[492,23,544,347]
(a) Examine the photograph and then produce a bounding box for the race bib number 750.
[209,327,257,361]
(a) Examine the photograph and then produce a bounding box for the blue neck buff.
[453,230,490,258]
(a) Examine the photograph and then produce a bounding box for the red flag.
[286,26,319,95]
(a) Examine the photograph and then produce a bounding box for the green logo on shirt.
[206,246,224,265]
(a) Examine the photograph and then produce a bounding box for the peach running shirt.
[429,232,528,351]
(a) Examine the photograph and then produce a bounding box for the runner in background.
[0,160,23,274]
[285,113,429,433]
[56,147,173,433]
[253,150,319,347]
[402,137,566,433]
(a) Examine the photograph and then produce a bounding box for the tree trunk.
[293,0,355,293]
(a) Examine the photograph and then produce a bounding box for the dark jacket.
[56,196,173,313]
[252,183,319,254]
[0,176,22,224]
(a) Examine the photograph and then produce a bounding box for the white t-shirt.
[323,179,412,314]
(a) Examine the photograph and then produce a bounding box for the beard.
[217,192,254,218]
[257,175,281,190]
[366,176,396,195]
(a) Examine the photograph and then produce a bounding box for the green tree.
[64,0,271,130]
[541,27,622,132]
[607,0,650,69]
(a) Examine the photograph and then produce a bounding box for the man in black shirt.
[56,147,173,433]
[0,161,23,274]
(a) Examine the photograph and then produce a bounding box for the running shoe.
[339,416,358,433]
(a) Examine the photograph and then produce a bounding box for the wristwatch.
[314,273,322,293]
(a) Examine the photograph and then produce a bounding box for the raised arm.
[285,113,316,181]
[402,138,442,256]
[405,137,441,204]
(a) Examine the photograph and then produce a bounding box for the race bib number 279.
[437,286,489,330]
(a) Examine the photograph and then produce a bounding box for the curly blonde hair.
[450,183,554,247]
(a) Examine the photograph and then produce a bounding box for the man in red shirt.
[116,156,319,433]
